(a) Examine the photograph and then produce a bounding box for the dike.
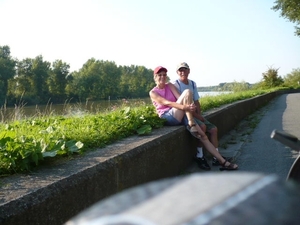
[0,91,286,225]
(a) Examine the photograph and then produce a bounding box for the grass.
[218,99,269,149]
[199,89,274,111]
[0,88,288,175]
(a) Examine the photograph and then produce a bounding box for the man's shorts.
[195,117,216,131]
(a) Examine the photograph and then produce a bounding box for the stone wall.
[0,91,282,225]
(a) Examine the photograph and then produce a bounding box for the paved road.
[236,93,300,180]
[186,93,300,180]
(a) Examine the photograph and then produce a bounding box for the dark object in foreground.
[271,129,300,182]
[65,172,300,225]
[271,129,300,151]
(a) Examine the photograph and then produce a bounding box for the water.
[198,91,231,97]
[1,92,230,122]
[0,98,151,122]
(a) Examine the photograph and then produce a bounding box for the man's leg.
[208,126,218,148]
[194,119,210,170]
[203,118,229,165]
[196,118,221,165]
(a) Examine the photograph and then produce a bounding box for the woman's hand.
[184,103,196,112]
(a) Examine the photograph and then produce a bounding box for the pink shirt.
[151,84,177,117]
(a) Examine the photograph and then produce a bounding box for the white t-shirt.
[173,79,200,101]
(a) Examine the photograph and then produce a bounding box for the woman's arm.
[149,90,187,111]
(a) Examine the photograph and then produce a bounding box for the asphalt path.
[186,93,300,180]
[237,93,300,180]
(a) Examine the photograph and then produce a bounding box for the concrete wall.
[0,91,283,225]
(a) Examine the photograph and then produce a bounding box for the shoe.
[219,160,238,171]
[186,125,202,140]
[194,156,211,170]
[212,156,230,166]
[212,157,220,166]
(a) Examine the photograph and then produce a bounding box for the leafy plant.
[0,104,164,175]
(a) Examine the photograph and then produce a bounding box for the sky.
[1,0,299,87]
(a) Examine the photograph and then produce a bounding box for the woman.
[149,66,238,170]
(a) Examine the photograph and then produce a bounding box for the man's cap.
[176,62,190,71]
[154,66,168,75]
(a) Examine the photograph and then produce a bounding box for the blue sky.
[1,0,299,86]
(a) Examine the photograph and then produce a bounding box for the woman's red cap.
[154,66,167,75]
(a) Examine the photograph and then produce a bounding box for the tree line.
[197,66,300,93]
[1,45,300,107]
[0,45,156,107]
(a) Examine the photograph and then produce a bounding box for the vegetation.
[1,46,155,107]
[272,0,300,37]
[2,44,300,108]
[0,87,293,176]
[0,43,299,176]
[283,68,300,88]
[259,66,284,89]
[198,66,300,92]
[199,89,279,112]
[0,102,164,175]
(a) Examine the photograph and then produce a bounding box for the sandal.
[219,160,238,171]
[186,124,202,140]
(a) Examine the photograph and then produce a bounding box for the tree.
[0,45,16,105]
[48,60,70,102]
[119,65,154,98]
[31,56,51,102]
[98,60,121,99]
[12,58,34,102]
[13,56,51,104]
[68,58,107,101]
[272,0,300,37]
[284,68,300,88]
[261,66,284,88]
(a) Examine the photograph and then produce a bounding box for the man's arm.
[193,100,205,122]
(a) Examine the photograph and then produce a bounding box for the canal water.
[0,98,151,122]
[0,92,228,122]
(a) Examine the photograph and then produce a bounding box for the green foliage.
[10,56,51,104]
[260,67,284,88]
[48,60,70,102]
[272,0,300,37]
[0,104,164,175]
[0,46,16,105]
[2,45,156,107]
[118,65,155,98]
[283,68,300,88]
[199,89,275,112]
[218,81,251,92]
[62,59,155,102]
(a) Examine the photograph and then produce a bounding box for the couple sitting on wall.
[149,62,238,171]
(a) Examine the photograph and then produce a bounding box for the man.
[173,62,223,170]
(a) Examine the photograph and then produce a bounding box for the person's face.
[177,67,190,81]
[155,70,167,84]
